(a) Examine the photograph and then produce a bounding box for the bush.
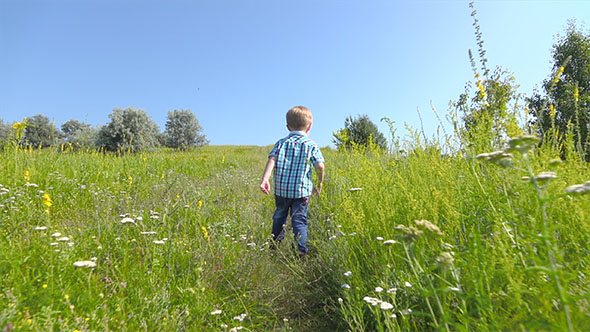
[333,114,387,151]
[164,109,208,150]
[96,107,160,153]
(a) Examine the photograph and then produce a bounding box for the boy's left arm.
[312,162,325,196]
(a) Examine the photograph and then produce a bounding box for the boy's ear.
[306,123,312,132]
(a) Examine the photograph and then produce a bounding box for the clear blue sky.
[1,0,589,146]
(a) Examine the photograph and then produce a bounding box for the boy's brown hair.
[286,106,313,131]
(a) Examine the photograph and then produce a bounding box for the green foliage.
[0,120,10,147]
[528,22,590,160]
[333,114,387,151]
[61,120,98,150]
[164,109,209,150]
[1,135,590,331]
[96,107,160,153]
[23,114,61,148]
[453,3,523,153]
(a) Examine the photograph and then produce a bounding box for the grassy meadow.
[1,136,590,331]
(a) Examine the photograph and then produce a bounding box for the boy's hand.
[260,157,275,195]
[260,180,271,195]
[312,184,322,196]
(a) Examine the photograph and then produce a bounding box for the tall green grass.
[0,133,589,331]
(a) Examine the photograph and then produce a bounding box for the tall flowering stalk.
[476,135,573,332]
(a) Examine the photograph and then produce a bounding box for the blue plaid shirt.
[269,131,324,198]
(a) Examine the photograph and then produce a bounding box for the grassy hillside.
[1,142,589,331]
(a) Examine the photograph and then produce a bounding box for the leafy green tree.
[61,119,98,149]
[528,22,590,160]
[333,114,387,150]
[96,107,160,153]
[23,114,61,148]
[164,109,208,150]
[0,120,11,147]
[61,119,90,137]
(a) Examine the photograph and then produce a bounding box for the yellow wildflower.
[24,171,30,183]
[128,176,133,185]
[553,66,565,83]
[574,87,579,102]
[557,65,565,75]
[64,294,69,300]
[42,284,48,288]
[197,200,203,209]
[201,226,209,240]
[42,193,52,207]
[476,80,487,99]
[12,122,25,130]
[549,104,556,119]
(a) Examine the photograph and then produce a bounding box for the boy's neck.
[289,130,308,136]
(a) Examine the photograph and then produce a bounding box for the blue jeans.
[272,195,310,254]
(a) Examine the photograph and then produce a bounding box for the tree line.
[334,21,590,161]
[0,108,208,152]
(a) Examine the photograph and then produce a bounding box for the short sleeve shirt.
[269,131,324,198]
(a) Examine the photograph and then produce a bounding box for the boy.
[260,106,325,256]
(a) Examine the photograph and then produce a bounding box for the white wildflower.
[349,232,357,236]
[136,216,143,221]
[51,232,62,237]
[347,188,362,192]
[383,239,397,245]
[153,240,165,245]
[437,251,455,266]
[140,231,157,235]
[328,235,337,240]
[246,242,256,247]
[73,260,96,268]
[386,288,398,294]
[233,313,247,322]
[448,287,461,292]
[389,313,397,319]
[341,283,351,289]
[57,236,70,242]
[49,242,58,246]
[565,181,590,194]
[400,308,412,315]
[338,297,343,303]
[414,219,443,236]
[120,217,136,225]
[380,301,394,310]
[376,236,383,241]
[534,171,557,183]
[229,327,243,332]
[34,226,47,231]
[210,309,222,315]
[375,287,383,293]
[363,296,381,306]
[343,271,352,277]
[404,281,412,288]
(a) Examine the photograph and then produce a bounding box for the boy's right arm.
[260,157,276,195]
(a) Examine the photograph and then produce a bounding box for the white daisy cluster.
[565,181,590,194]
